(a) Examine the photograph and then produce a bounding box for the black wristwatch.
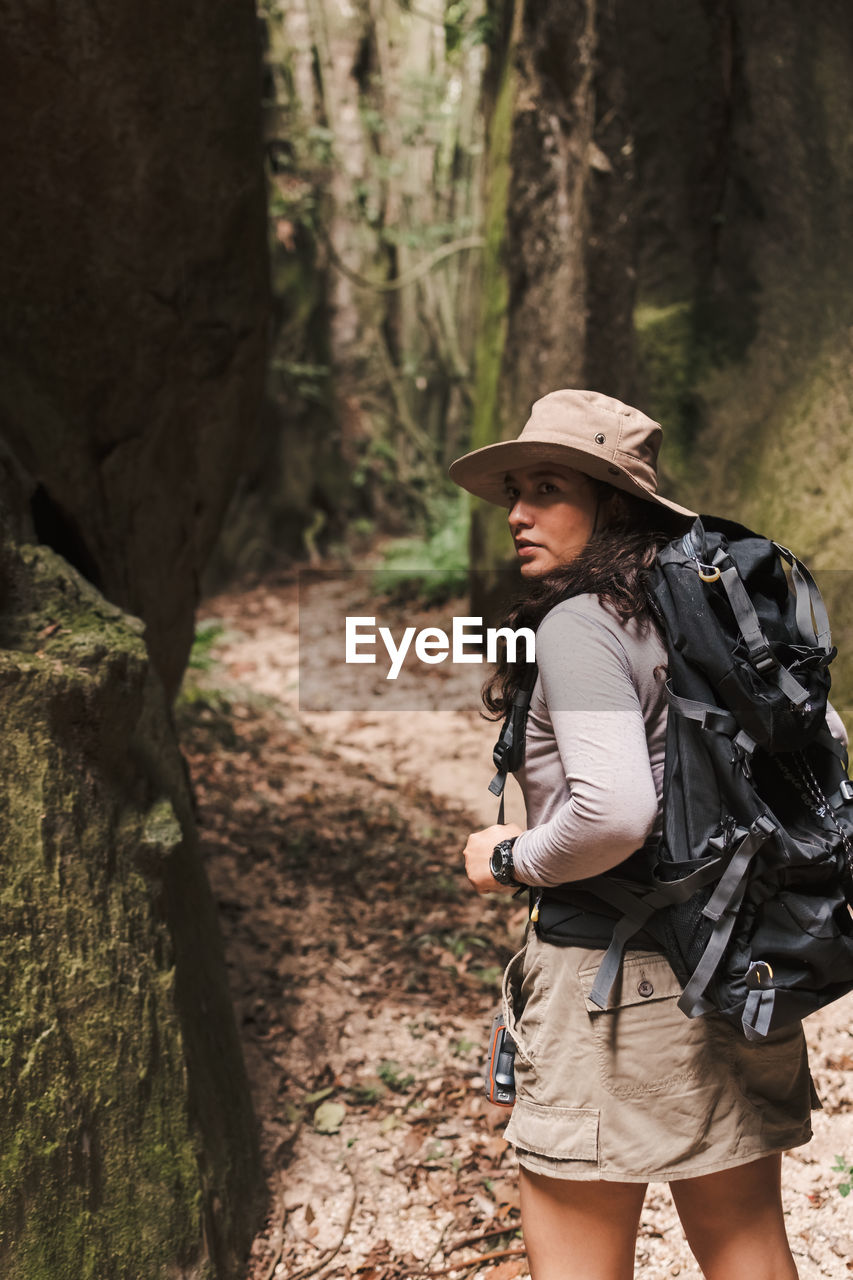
[490,837,519,887]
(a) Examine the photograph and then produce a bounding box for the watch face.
[491,841,512,883]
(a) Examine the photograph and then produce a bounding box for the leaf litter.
[180,570,853,1279]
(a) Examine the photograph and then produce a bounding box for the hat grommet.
[594,433,606,445]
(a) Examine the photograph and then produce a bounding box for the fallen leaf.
[313,1100,346,1133]
[401,1127,424,1158]
[479,1134,509,1163]
[487,1259,527,1280]
[304,1086,335,1104]
[486,1179,521,1211]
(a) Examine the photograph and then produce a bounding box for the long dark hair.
[482,484,689,719]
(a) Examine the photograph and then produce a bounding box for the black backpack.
[490,516,853,1041]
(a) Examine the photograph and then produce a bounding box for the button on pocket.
[578,953,710,1098]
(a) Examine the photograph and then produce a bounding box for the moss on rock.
[0,545,261,1279]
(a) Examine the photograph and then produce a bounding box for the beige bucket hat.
[449,388,697,519]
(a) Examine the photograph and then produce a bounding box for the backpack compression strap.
[584,814,778,1025]
[584,855,726,1008]
[663,681,759,768]
[774,543,833,650]
[711,543,834,705]
[712,548,812,705]
[676,815,777,1023]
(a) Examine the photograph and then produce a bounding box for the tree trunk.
[214,0,489,578]
[469,0,615,620]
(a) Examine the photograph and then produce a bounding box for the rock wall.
[0,546,262,1278]
[0,1,270,1273]
[0,0,270,696]
[470,0,853,710]
[623,0,853,712]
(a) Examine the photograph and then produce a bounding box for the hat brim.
[449,439,697,519]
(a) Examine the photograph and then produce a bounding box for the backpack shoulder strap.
[489,662,538,823]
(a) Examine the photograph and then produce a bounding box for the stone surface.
[0,2,269,1271]
[0,0,269,696]
[0,544,262,1279]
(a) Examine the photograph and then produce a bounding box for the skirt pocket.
[504,1097,599,1161]
[578,952,709,1099]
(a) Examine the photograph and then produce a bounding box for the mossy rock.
[0,544,262,1279]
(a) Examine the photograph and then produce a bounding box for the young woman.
[449,390,817,1280]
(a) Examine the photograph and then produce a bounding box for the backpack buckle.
[750,644,777,674]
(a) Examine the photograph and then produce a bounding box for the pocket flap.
[578,952,683,1012]
[505,1099,599,1161]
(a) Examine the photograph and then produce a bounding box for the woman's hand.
[463,823,524,895]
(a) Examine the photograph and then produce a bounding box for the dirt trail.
[183,571,853,1280]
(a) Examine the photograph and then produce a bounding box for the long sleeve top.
[510,593,849,889]
[511,594,667,887]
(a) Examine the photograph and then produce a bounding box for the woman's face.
[504,464,599,576]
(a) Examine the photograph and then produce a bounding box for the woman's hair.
[482,484,686,719]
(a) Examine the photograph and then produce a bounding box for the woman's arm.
[511,606,659,887]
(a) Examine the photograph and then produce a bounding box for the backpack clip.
[748,643,777,675]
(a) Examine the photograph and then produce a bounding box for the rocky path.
[181,570,853,1279]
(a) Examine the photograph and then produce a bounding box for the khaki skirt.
[501,931,815,1183]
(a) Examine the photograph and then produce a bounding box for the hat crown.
[447,386,695,520]
[522,390,662,490]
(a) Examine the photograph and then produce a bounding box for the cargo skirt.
[501,931,815,1183]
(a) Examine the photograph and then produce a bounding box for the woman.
[449,389,815,1280]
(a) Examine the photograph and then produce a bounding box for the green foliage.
[187,620,226,672]
[445,1,498,54]
[377,1060,416,1093]
[348,1080,387,1105]
[833,1155,853,1196]
[473,964,504,989]
[373,494,469,602]
[352,437,399,493]
[261,0,488,545]
[269,358,331,403]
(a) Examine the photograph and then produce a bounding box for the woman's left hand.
[463,823,524,895]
